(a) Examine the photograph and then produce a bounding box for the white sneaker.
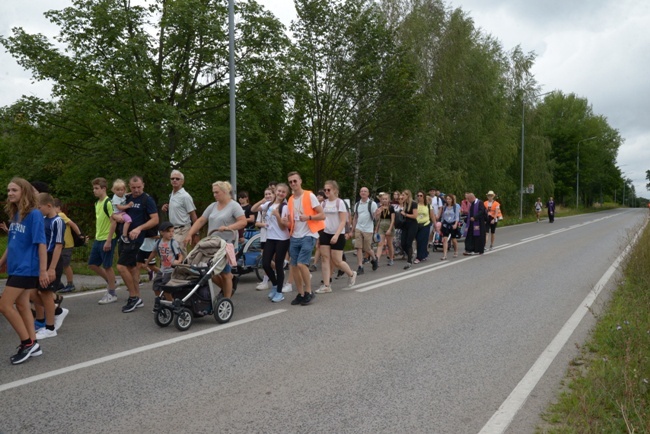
[98,292,118,305]
[36,328,57,340]
[315,285,332,294]
[348,271,357,288]
[54,308,69,331]
[282,283,293,293]
[256,281,271,291]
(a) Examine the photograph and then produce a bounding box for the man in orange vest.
[284,171,325,306]
[484,190,503,250]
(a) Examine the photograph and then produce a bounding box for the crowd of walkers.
[1,170,558,365]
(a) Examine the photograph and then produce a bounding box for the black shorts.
[39,251,63,292]
[318,231,346,251]
[117,241,144,267]
[487,221,498,234]
[6,275,39,289]
[441,223,460,239]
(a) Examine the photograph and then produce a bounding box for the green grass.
[537,222,650,433]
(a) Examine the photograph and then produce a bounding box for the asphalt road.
[0,208,647,433]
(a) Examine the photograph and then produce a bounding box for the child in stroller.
[153,234,235,331]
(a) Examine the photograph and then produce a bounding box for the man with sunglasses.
[161,170,197,255]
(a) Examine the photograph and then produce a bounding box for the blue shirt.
[7,209,46,277]
[44,215,65,253]
[124,192,158,242]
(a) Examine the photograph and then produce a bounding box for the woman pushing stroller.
[184,181,247,298]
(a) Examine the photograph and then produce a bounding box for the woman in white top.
[184,181,247,299]
[315,180,357,293]
[253,184,291,302]
[252,188,274,291]
[534,197,543,222]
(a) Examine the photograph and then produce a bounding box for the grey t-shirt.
[201,200,245,244]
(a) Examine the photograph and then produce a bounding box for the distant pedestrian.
[116,176,159,313]
[414,191,433,264]
[352,187,378,274]
[547,197,556,223]
[161,170,197,256]
[534,197,543,222]
[440,194,461,260]
[53,198,83,293]
[285,171,325,306]
[484,191,502,250]
[0,177,47,365]
[399,190,418,269]
[374,193,395,266]
[463,192,486,255]
[89,178,119,305]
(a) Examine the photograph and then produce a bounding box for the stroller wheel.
[174,307,193,331]
[154,306,173,328]
[214,298,234,324]
[254,255,265,282]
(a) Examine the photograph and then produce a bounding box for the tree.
[0,0,291,202]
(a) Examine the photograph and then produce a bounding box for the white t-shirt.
[112,194,127,208]
[354,199,378,233]
[201,200,245,244]
[265,202,290,241]
[323,198,347,235]
[291,192,320,239]
[430,196,443,218]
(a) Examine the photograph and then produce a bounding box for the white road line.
[477,220,646,434]
[521,235,545,242]
[0,309,286,393]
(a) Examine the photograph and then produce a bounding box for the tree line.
[0,0,632,216]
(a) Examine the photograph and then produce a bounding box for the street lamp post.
[520,90,553,219]
[576,136,598,209]
[228,0,237,195]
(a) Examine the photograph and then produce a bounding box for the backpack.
[354,200,373,217]
[155,238,181,260]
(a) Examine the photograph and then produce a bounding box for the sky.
[1,0,648,198]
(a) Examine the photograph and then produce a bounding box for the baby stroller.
[153,235,234,331]
[431,222,445,251]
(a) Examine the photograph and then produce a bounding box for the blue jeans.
[289,236,316,266]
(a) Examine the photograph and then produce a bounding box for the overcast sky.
[1,0,648,197]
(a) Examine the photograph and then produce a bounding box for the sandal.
[440,257,447,261]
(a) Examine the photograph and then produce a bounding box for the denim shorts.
[289,236,316,266]
[88,238,118,269]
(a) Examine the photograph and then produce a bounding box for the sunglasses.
[288,179,299,184]
[170,177,181,181]
[324,188,331,192]
[417,194,423,197]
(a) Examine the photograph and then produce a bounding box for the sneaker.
[404,262,412,270]
[413,259,420,264]
[34,319,46,332]
[57,284,75,294]
[271,292,285,303]
[290,294,305,306]
[348,271,357,288]
[300,292,314,306]
[120,235,130,244]
[336,270,345,279]
[256,281,271,291]
[282,283,293,293]
[309,264,317,272]
[387,259,394,266]
[371,259,378,271]
[122,297,143,313]
[315,285,332,294]
[98,292,118,305]
[36,328,57,340]
[489,245,493,251]
[54,308,69,331]
[268,286,278,300]
[357,266,364,275]
[10,342,42,365]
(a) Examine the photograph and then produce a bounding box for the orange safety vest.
[484,200,503,220]
[287,190,325,236]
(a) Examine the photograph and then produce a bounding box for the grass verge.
[538,221,650,433]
